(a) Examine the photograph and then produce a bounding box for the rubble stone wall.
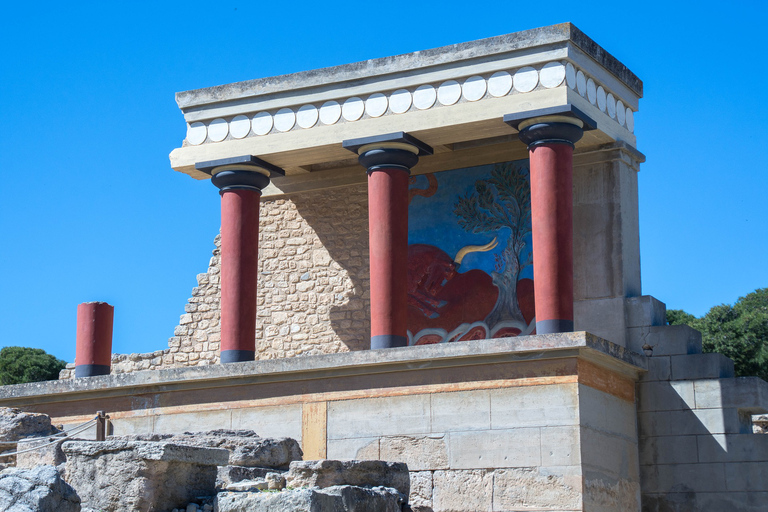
[60,184,370,379]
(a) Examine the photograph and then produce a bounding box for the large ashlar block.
[493,467,582,510]
[430,389,490,432]
[432,470,493,512]
[447,428,541,469]
[490,383,579,428]
[379,435,448,471]
[62,440,229,512]
[216,485,406,512]
[327,394,431,439]
[670,353,735,381]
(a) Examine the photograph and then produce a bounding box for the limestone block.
[409,471,433,511]
[16,437,67,468]
[216,465,279,489]
[581,427,639,481]
[0,465,80,512]
[578,384,638,439]
[642,356,671,382]
[432,469,492,512]
[0,407,59,442]
[693,377,768,412]
[118,430,302,469]
[493,467,581,511]
[327,395,431,439]
[540,425,581,466]
[574,296,627,346]
[430,389,490,432]
[490,384,578,429]
[639,462,727,494]
[724,462,768,492]
[286,460,410,496]
[215,485,405,512]
[637,381,696,412]
[638,435,698,466]
[379,435,448,471]
[326,437,380,460]
[629,325,702,357]
[583,470,641,512]
[448,428,541,469]
[624,295,666,328]
[62,440,229,512]
[638,409,743,438]
[697,433,768,464]
[670,353,735,381]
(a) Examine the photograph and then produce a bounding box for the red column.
[219,188,261,362]
[368,167,410,348]
[528,143,574,334]
[343,133,433,349]
[510,113,589,334]
[75,301,113,378]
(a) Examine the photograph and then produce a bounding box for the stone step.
[629,325,702,356]
[694,377,768,414]
[670,353,735,381]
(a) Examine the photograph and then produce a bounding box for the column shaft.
[220,189,261,362]
[368,167,410,348]
[75,301,113,378]
[529,143,574,333]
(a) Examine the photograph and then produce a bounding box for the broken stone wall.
[60,184,370,379]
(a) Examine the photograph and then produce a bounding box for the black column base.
[220,350,256,363]
[535,319,574,334]
[370,335,408,349]
[75,364,111,378]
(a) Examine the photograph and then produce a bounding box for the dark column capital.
[343,131,433,173]
[195,155,285,193]
[504,105,596,149]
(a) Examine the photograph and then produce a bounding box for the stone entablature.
[169,23,642,196]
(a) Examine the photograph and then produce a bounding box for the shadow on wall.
[290,184,370,352]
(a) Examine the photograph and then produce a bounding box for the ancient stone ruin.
[0,408,412,511]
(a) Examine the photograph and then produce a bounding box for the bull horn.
[454,237,498,264]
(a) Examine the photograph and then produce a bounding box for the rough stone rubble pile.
[0,408,411,511]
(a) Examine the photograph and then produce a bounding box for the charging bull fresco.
[407,160,535,345]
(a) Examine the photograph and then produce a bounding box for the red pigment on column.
[76,302,113,371]
[220,189,261,358]
[529,143,574,328]
[368,167,410,342]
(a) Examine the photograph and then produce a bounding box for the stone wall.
[60,184,370,379]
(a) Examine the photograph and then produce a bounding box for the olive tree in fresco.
[453,162,532,327]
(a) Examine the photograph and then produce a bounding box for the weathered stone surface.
[63,440,228,512]
[492,467,581,510]
[217,465,280,489]
[16,437,67,469]
[287,460,410,496]
[379,435,448,471]
[432,470,492,512]
[118,430,302,469]
[409,471,433,511]
[0,465,80,512]
[215,485,405,512]
[0,407,59,442]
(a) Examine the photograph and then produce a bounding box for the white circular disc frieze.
[462,75,487,102]
[565,63,577,89]
[296,105,319,129]
[365,93,388,118]
[230,115,251,139]
[389,89,412,114]
[513,67,538,93]
[576,71,587,97]
[208,118,228,142]
[274,108,296,132]
[616,100,626,126]
[342,97,365,121]
[587,78,597,105]
[626,108,635,132]
[413,85,437,110]
[540,62,565,88]
[187,122,207,145]
[488,71,512,97]
[596,86,607,112]
[319,101,341,125]
[606,93,617,119]
[252,112,273,136]
[437,80,462,105]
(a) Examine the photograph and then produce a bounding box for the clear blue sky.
[1,2,766,363]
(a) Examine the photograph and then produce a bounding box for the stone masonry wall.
[60,184,370,379]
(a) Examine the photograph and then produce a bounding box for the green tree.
[667,288,768,380]
[0,347,67,385]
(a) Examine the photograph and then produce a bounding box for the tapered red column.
[505,110,593,334]
[200,157,282,363]
[343,133,433,349]
[75,301,113,378]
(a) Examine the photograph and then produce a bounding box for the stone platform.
[0,332,646,511]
